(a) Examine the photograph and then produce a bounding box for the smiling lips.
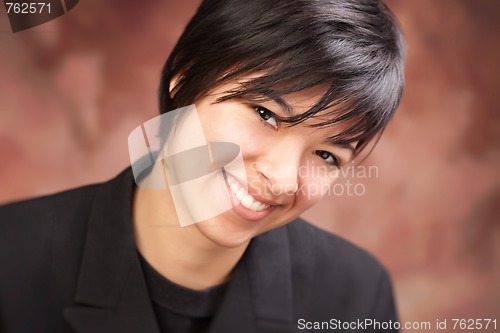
[225,174,271,212]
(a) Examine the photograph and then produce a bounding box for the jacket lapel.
[63,169,160,333]
[64,168,298,332]
[209,226,298,333]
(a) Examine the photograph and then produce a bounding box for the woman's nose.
[256,140,302,197]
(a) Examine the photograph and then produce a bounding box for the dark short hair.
[159,0,405,156]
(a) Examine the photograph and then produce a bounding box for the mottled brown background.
[0,0,499,331]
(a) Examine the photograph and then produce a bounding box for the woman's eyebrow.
[272,96,294,116]
[249,93,294,116]
[323,140,356,155]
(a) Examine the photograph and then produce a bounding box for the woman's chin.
[194,213,264,248]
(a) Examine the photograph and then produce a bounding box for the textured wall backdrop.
[1,0,499,331]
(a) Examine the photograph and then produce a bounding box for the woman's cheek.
[200,109,257,148]
[297,171,339,207]
[296,180,324,208]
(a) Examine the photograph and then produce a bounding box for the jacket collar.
[208,227,297,333]
[64,168,298,333]
[63,168,160,333]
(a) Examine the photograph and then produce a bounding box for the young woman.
[0,0,405,332]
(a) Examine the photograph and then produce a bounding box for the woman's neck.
[132,186,248,290]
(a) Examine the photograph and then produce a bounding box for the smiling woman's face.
[189,81,356,248]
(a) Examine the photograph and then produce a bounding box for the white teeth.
[226,174,271,212]
[236,189,245,201]
[241,195,254,208]
[250,201,261,211]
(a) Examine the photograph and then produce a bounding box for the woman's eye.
[315,150,340,168]
[254,106,278,129]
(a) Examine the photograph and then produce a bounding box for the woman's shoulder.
[284,219,397,324]
[0,168,131,235]
[0,181,101,235]
[286,218,386,276]
[0,182,103,277]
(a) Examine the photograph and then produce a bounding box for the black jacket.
[0,168,398,333]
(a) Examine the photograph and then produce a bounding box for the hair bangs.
[210,61,399,157]
[160,0,405,156]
